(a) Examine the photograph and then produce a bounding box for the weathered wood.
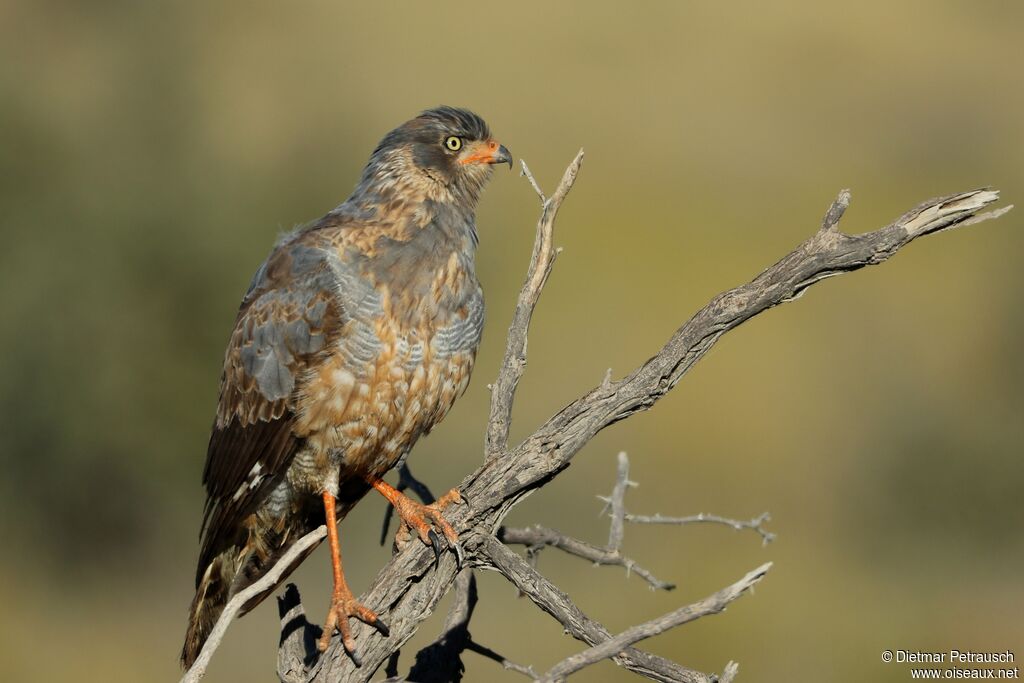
[535,562,771,683]
[305,182,1008,681]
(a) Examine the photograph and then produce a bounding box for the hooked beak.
[460,140,513,169]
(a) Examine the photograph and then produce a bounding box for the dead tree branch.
[306,177,1008,681]
[181,147,1012,682]
[498,452,676,591]
[596,454,775,547]
[485,154,583,458]
[719,662,740,683]
[482,535,714,683]
[618,511,776,547]
[498,523,675,592]
[535,562,771,682]
[405,569,538,681]
[403,454,755,682]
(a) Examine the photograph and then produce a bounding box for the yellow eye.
[445,136,462,151]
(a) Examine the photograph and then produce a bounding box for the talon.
[428,529,443,563]
[317,610,337,652]
[453,542,465,568]
[373,617,390,637]
[350,649,362,668]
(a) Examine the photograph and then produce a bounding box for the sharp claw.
[349,648,363,667]
[373,618,390,637]
[453,541,465,568]
[428,529,443,564]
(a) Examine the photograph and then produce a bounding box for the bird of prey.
[181,106,511,667]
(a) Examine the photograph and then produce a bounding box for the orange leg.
[318,491,389,662]
[370,478,464,564]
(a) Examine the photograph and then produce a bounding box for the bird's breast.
[294,249,483,476]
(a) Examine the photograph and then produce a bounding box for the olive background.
[1,2,1022,681]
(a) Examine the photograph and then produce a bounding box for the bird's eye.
[444,136,462,151]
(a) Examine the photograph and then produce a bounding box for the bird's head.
[354,106,512,210]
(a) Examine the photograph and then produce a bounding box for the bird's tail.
[182,549,238,669]
[181,527,325,669]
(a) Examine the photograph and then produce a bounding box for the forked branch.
[308,168,1009,681]
[179,148,1011,683]
[499,452,683,592]
[485,152,585,458]
[534,562,771,682]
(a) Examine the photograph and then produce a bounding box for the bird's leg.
[318,491,389,663]
[370,477,464,564]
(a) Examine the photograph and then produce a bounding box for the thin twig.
[520,160,547,204]
[180,525,328,683]
[483,534,712,683]
[619,511,776,547]
[607,451,631,551]
[465,640,538,679]
[536,563,771,682]
[500,452,673,591]
[485,150,585,458]
[498,524,675,591]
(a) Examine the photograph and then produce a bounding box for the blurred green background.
[2,2,1022,681]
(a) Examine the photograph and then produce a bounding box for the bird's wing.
[197,236,343,575]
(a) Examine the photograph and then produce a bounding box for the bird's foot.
[317,583,389,665]
[392,487,465,565]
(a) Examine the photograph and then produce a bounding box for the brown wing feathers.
[196,240,342,580]
[197,416,297,578]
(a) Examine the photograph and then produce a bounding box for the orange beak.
[459,139,513,169]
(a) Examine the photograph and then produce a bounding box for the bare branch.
[820,188,850,232]
[483,535,711,683]
[498,524,675,591]
[719,661,740,683]
[898,189,1007,238]
[272,158,1009,682]
[485,150,585,458]
[536,563,771,682]
[498,451,672,591]
[607,451,631,551]
[464,640,538,679]
[596,453,774,546]
[460,187,1010,534]
[180,525,327,683]
[520,160,547,204]
[620,511,776,547]
[277,584,323,683]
